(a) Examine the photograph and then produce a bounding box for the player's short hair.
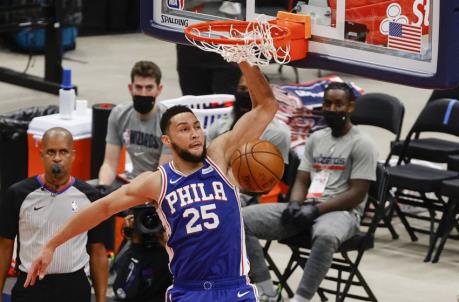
[130,61,162,85]
[160,105,194,134]
[324,82,356,103]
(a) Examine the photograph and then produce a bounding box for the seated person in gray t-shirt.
[243,82,378,302]
[97,61,171,193]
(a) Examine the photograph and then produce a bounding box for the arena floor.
[0,33,458,302]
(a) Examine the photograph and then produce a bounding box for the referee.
[0,127,108,302]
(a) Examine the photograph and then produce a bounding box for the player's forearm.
[0,239,14,294]
[239,62,276,108]
[317,182,369,214]
[98,163,117,186]
[90,244,108,302]
[46,199,112,251]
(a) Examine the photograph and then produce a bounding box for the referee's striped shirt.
[0,176,107,274]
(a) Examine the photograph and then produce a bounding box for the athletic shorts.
[166,276,257,302]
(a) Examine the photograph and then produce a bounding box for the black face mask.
[232,91,252,123]
[322,110,349,137]
[133,95,155,114]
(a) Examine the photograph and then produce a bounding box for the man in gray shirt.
[98,61,170,190]
[243,82,378,302]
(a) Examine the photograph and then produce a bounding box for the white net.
[185,17,291,66]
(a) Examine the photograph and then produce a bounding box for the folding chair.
[391,97,459,164]
[385,99,459,262]
[262,149,301,297]
[350,93,405,240]
[276,164,389,302]
[425,154,459,262]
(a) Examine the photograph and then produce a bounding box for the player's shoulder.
[111,103,134,119]
[72,178,99,201]
[9,177,40,195]
[308,127,330,141]
[349,127,376,145]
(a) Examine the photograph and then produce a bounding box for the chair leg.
[278,250,298,298]
[393,200,418,241]
[338,251,378,302]
[432,200,459,263]
[317,288,328,302]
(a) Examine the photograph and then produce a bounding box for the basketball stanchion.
[184,12,311,66]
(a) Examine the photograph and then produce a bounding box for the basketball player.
[24,62,278,302]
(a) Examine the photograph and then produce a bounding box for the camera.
[124,204,163,249]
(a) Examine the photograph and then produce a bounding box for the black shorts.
[12,268,90,302]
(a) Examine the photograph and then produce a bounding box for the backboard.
[141,0,459,89]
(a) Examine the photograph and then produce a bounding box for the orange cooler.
[27,111,93,180]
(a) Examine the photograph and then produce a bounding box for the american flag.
[387,22,422,54]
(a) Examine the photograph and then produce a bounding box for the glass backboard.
[141,0,459,89]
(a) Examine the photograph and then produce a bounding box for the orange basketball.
[231,139,285,193]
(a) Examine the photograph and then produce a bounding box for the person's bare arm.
[25,171,162,286]
[317,179,370,214]
[98,144,121,186]
[289,170,311,202]
[89,243,108,302]
[210,62,278,165]
[0,238,14,302]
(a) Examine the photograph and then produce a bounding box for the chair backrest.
[351,93,405,164]
[351,93,405,141]
[411,98,459,136]
[396,98,459,163]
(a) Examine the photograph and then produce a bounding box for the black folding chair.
[391,96,459,164]
[385,99,459,262]
[425,154,459,262]
[275,164,389,302]
[351,93,405,239]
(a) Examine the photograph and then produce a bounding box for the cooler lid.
[27,110,92,139]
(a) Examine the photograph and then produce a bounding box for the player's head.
[128,61,163,115]
[322,82,356,137]
[40,127,75,180]
[160,105,206,163]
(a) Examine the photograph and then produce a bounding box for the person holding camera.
[112,206,172,302]
[0,127,109,302]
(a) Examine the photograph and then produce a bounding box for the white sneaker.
[218,1,242,16]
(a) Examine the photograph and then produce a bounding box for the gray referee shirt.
[0,177,107,274]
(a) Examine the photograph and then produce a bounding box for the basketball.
[231,139,285,193]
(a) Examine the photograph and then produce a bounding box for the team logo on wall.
[167,0,184,10]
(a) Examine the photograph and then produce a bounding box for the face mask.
[233,91,252,121]
[133,95,155,114]
[322,110,349,137]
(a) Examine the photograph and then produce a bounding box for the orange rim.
[185,20,291,46]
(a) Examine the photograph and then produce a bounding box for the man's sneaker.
[259,293,283,302]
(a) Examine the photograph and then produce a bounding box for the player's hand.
[24,245,54,287]
[291,204,320,228]
[281,200,302,223]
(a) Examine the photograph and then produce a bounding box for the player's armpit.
[123,171,163,205]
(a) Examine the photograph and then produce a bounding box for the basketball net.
[185,16,291,66]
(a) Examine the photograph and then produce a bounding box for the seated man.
[243,82,378,302]
[97,60,170,193]
[207,74,291,205]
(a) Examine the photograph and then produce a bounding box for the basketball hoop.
[185,18,292,66]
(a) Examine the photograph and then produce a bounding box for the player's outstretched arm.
[213,62,278,163]
[24,171,162,287]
